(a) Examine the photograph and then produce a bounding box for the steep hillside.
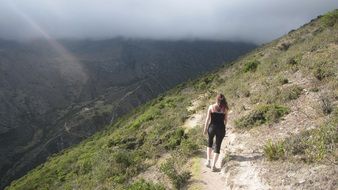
[6,10,338,190]
[0,39,255,189]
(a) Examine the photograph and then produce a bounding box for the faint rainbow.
[8,1,88,84]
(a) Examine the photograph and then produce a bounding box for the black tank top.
[210,112,225,126]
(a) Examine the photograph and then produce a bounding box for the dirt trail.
[222,127,269,190]
[185,99,269,190]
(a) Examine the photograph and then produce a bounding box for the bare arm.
[224,109,228,127]
[203,105,212,135]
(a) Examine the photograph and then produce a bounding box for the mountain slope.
[0,39,256,189]
[5,10,338,190]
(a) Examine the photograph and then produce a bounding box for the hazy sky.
[0,0,337,43]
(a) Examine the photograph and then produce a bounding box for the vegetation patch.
[243,60,260,72]
[278,77,289,85]
[127,179,165,190]
[263,140,286,161]
[265,109,338,162]
[194,74,220,90]
[6,85,195,190]
[313,67,334,81]
[320,95,333,115]
[280,85,303,102]
[321,9,338,27]
[160,156,191,189]
[264,117,337,162]
[235,104,289,129]
[287,55,302,65]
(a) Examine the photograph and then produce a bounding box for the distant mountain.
[0,38,256,189]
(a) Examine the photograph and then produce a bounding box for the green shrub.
[287,57,300,65]
[310,87,319,92]
[128,107,161,129]
[243,89,251,97]
[160,158,191,189]
[180,138,200,155]
[165,128,185,150]
[243,60,260,72]
[235,104,289,128]
[127,179,165,190]
[194,74,219,90]
[320,95,332,115]
[113,150,135,168]
[75,158,92,175]
[264,120,337,162]
[279,78,289,85]
[281,85,303,101]
[264,140,285,161]
[313,67,334,81]
[321,9,338,27]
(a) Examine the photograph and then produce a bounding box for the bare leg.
[212,152,219,169]
[205,147,213,167]
[207,147,212,160]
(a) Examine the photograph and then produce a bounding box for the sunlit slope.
[6,10,338,190]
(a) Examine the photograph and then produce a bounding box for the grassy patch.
[321,9,338,27]
[278,77,289,85]
[127,179,165,190]
[193,74,220,90]
[235,104,289,129]
[264,140,286,161]
[160,156,191,189]
[243,60,260,72]
[320,95,333,115]
[264,110,338,162]
[280,85,303,102]
[313,66,334,81]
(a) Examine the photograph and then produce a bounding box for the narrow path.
[222,128,269,190]
[185,99,269,190]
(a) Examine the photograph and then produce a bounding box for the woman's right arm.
[224,109,228,127]
[203,105,212,135]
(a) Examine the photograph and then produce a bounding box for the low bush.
[194,74,219,90]
[264,140,285,161]
[280,85,303,102]
[313,67,334,81]
[279,78,289,85]
[160,158,191,189]
[128,107,161,129]
[179,128,203,155]
[127,179,165,190]
[320,95,332,115]
[235,104,289,128]
[287,57,298,65]
[321,9,338,27]
[264,112,337,162]
[165,128,185,150]
[243,60,260,72]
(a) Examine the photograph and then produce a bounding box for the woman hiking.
[203,93,228,171]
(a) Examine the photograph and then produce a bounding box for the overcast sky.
[0,0,337,43]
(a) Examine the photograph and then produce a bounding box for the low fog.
[0,0,337,43]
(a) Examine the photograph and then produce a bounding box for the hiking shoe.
[211,166,217,172]
[205,160,211,168]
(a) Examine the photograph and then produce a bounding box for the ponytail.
[216,94,228,112]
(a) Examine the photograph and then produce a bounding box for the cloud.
[0,0,337,43]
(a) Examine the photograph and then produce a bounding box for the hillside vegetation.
[6,10,338,190]
[0,38,255,189]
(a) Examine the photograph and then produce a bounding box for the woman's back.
[210,112,225,126]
